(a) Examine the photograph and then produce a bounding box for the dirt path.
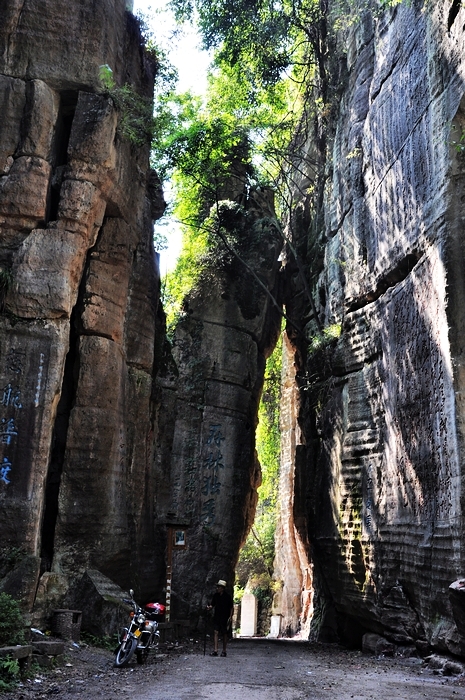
[10,638,465,700]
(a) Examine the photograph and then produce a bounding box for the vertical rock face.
[273,335,312,637]
[0,0,165,612]
[4,0,465,655]
[155,194,283,618]
[285,2,465,653]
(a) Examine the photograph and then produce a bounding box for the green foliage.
[161,219,209,333]
[158,61,296,328]
[0,656,20,692]
[98,64,155,147]
[450,124,465,154]
[308,322,342,355]
[98,64,115,90]
[159,0,409,334]
[98,16,178,149]
[169,0,318,87]
[0,593,25,647]
[80,631,118,650]
[153,227,169,252]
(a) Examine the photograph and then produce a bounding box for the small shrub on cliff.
[98,64,158,147]
[308,322,342,355]
[99,66,155,147]
[0,593,25,647]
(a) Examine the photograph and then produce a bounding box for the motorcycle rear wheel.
[114,636,137,667]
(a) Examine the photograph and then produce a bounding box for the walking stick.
[203,608,208,656]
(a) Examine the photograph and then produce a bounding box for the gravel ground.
[6,637,465,699]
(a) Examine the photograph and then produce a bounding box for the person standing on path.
[207,579,233,657]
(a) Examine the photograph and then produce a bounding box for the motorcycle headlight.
[137,614,145,625]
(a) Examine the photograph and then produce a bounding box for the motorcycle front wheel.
[114,636,138,667]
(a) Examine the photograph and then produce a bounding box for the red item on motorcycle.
[145,602,165,618]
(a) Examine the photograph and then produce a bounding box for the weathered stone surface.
[362,633,395,657]
[449,579,465,639]
[80,218,133,342]
[68,92,117,167]
[273,334,312,638]
[73,569,131,637]
[443,659,465,676]
[156,194,283,620]
[0,645,32,659]
[0,318,69,556]
[32,653,53,668]
[284,0,465,655]
[6,227,90,319]
[5,0,465,658]
[147,170,166,220]
[32,572,69,629]
[0,0,154,94]
[32,640,65,655]
[0,75,26,175]
[17,80,60,160]
[0,0,164,624]
[124,233,159,372]
[56,179,105,235]
[52,335,128,575]
[0,156,51,224]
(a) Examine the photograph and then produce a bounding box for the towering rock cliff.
[3,0,465,660]
[283,0,465,654]
[0,0,284,629]
[154,192,283,618]
[0,0,165,615]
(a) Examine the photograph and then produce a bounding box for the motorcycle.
[114,589,165,667]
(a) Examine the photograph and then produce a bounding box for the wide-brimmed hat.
[216,579,227,587]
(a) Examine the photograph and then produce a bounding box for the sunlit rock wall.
[286,1,465,653]
[0,0,165,614]
[272,334,312,637]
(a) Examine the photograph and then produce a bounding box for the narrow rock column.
[273,334,312,637]
[155,193,283,620]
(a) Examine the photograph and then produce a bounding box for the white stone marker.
[240,593,257,636]
[268,614,281,638]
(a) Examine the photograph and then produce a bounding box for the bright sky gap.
[132,0,212,273]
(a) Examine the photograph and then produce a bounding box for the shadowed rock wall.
[154,193,283,619]
[284,1,465,653]
[0,0,165,615]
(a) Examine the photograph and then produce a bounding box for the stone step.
[32,640,65,656]
[0,645,32,659]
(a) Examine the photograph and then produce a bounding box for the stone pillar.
[240,593,257,637]
[268,614,282,639]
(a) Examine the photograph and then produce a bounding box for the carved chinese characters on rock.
[0,349,26,485]
[382,260,458,526]
[201,424,225,525]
